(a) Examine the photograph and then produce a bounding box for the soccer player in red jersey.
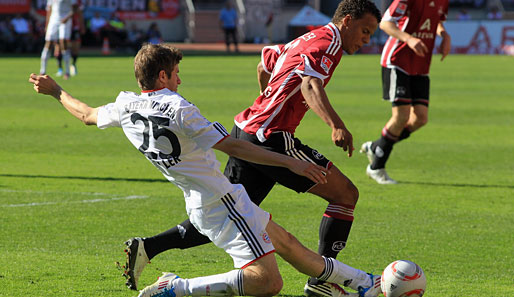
[360,0,451,184]
[123,1,383,296]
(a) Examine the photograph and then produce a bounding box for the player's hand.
[289,159,329,184]
[439,35,451,61]
[29,73,62,99]
[332,127,354,157]
[406,37,428,57]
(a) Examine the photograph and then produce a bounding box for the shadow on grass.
[0,173,167,183]
[399,180,514,189]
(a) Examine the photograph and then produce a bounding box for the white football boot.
[359,141,375,164]
[304,281,359,297]
[366,165,397,185]
[138,272,180,297]
[123,237,150,290]
[357,274,382,297]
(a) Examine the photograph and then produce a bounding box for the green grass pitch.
[0,53,513,296]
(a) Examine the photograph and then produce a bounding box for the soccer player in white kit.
[29,44,382,297]
[40,0,78,80]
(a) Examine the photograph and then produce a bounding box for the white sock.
[173,269,244,296]
[318,257,371,291]
[40,47,50,74]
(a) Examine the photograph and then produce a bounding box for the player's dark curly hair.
[332,0,382,24]
[134,43,183,90]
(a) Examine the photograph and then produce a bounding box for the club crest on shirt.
[396,2,407,14]
[321,55,333,74]
[261,231,271,244]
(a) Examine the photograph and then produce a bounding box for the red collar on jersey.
[141,87,165,93]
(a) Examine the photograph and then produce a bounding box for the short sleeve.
[97,102,121,129]
[261,45,284,74]
[178,106,229,151]
[383,0,409,22]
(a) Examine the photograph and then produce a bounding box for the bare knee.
[392,112,410,128]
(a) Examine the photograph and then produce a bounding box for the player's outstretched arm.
[29,73,99,125]
[213,136,328,184]
[301,76,354,157]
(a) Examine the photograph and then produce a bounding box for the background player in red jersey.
[123,1,383,296]
[360,0,451,184]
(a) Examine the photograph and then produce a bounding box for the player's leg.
[70,30,81,76]
[362,68,414,184]
[41,23,58,75]
[137,187,282,297]
[40,41,53,75]
[54,43,63,76]
[59,21,73,79]
[405,75,430,132]
[267,220,380,297]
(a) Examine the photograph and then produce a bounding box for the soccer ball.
[380,260,426,297]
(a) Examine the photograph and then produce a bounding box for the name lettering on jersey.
[301,32,316,42]
[124,100,176,119]
[154,156,182,169]
[321,55,333,74]
[420,18,431,31]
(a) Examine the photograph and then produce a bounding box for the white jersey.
[97,88,235,209]
[47,0,76,23]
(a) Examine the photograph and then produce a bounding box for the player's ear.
[342,14,352,28]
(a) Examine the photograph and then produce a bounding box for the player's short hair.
[134,43,183,90]
[332,0,382,24]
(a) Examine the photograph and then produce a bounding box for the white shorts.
[45,19,72,41]
[187,184,275,268]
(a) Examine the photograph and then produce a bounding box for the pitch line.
[0,189,148,207]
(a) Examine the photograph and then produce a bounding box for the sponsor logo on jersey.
[312,149,325,160]
[321,55,333,74]
[261,232,271,244]
[332,241,346,251]
[429,1,435,7]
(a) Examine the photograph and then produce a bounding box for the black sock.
[398,127,411,141]
[309,216,353,284]
[72,55,78,65]
[56,54,62,69]
[318,216,353,259]
[371,135,396,169]
[142,219,211,260]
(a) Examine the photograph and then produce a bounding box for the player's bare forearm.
[301,76,354,156]
[380,20,410,42]
[213,137,328,184]
[381,20,428,57]
[437,22,451,61]
[301,76,344,130]
[28,73,98,125]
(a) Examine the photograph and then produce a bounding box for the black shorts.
[382,67,430,107]
[223,125,332,206]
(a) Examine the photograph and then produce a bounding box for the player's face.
[341,13,378,55]
[165,64,181,92]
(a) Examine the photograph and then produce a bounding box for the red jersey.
[235,23,343,142]
[380,0,448,75]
